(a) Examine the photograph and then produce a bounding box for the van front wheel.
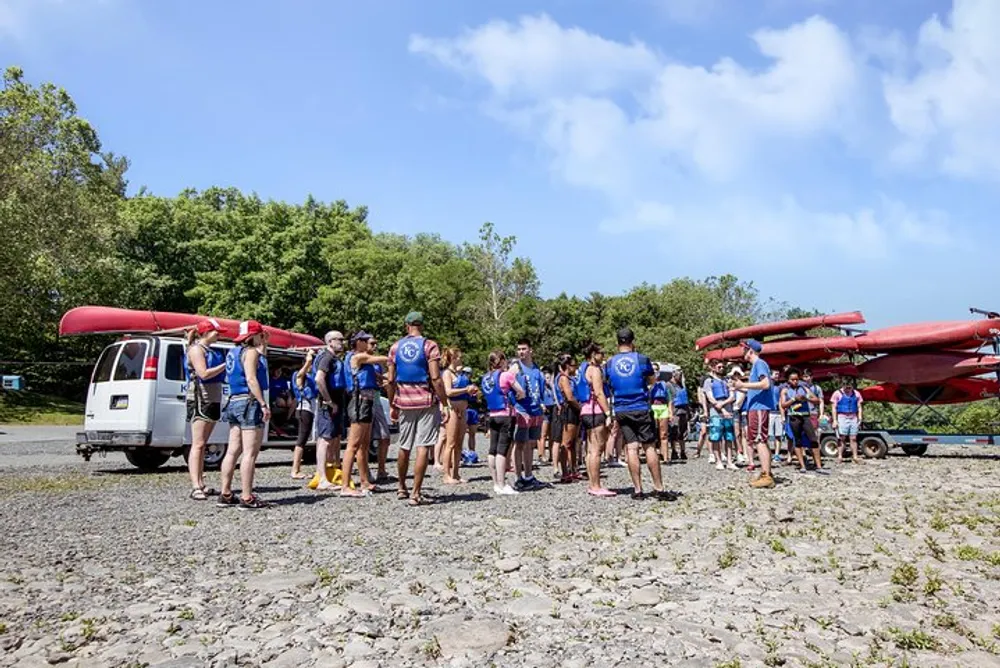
[124,449,171,471]
[183,443,228,470]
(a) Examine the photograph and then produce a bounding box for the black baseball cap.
[616,327,635,344]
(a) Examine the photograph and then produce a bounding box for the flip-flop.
[409,495,433,507]
[397,490,409,500]
[340,489,367,498]
[363,485,381,494]
[200,487,218,496]
[290,473,307,480]
[587,488,616,497]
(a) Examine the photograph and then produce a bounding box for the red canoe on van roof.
[59,306,323,349]
[857,351,1000,385]
[854,320,1000,352]
[861,378,1000,405]
[695,311,865,351]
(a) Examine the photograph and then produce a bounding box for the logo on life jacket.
[481,374,496,393]
[398,340,421,363]
[614,357,636,376]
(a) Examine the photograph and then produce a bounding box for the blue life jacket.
[482,370,514,413]
[514,362,544,416]
[554,373,568,405]
[672,385,689,407]
[770,383,784,411]
[451,369,471,402]
[291,369,318,402]
[606,352,650,413]
[394,336,428,384]
[225,346,268,396]
[573,362,592,402]
[649,380,669,403]
[184,345,225,385]
[786,385,810,414]
[711,378,729,401]
[312,351,345,393]
[837,389,860,414]
[343,352,355,392]
[541,380,555,408]
[351,356,379,391]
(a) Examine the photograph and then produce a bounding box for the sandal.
[587,488,617,497]
[189,488,208,501]
[397,490,410,500]
[290,472,307,480]
[200,487,218,496]
[408,495,433,506]
[340,489,367,498]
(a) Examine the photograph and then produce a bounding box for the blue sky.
[2,0,997,328]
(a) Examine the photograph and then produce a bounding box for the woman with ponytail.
[184,319,226,500]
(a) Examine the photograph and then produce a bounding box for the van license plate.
[111,395,129,410]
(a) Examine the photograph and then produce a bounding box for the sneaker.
[514,479,528,492]
[772,455,782,464]
[736,453,747,465]
[708,453,716,464]
[608,460,625,468]
[216,492,238,508]
[499,485,519,495]
[797,468,808,474]
[630,490,645,500]
[527,476,545,489]
[814,468,830,476]
[679,450,687,461]
[715,462,724,471]
[726,461,738,471]
[750,473,776,489]
[493,485,503,494]
[670,451,679,462]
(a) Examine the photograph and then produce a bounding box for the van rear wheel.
[124,449,171,471]
[183,443,228,470]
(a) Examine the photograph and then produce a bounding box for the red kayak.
[705,335,858,363]
[862,378,1000,404]
[695,311,864,351]
[799,362,859,381]
[854,320,1000,352]
[59,306,323,349]
[857,352,1000,385]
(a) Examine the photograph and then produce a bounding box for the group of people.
[178,313,867,508]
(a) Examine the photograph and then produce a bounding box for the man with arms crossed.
[387,312,451,506]
[831,377,864,465]
[733,339,777,489]
[605,328,671,500]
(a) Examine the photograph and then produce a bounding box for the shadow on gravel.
[424,492,491,505]
[887,452,1000,461]
[267,495,326,507]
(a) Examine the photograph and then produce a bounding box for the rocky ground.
[1,434,999,668]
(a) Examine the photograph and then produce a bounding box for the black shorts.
[617,410,657,446]
[788,414,817,448]
[296,409,314,447]
[348,392,375,425]
[488,416,515,457]
[581,413,606,430]
[550,410,563,443]
[668,410,689,442]
[186,394,221,423]
[561,403,581,427]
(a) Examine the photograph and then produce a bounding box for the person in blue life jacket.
[507,338,547,491]
[649,363,672,462]
[386,312,452,506]
[831,376,864,465]
[183,318,226,501]
[290,348,319,480]
[217,320,271,510]
[668,369,690,462]
[369,340,393,484]
[702,359,737,471]
[577,342,616,496]
[780,368,826,474]
[768,369,787,463]
[340,331,390,497]
[312,330,348,491]
[555,354,583,485]
[268,365,294,432]
[801,368,827,433]
[540,369,557,468]
[441,347,477,485]
[463,367,481,464]
[606,327,674,501]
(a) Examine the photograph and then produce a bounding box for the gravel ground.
[1,433,1000,668]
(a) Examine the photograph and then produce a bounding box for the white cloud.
[882,0,1000,180]
[411,11,965,261]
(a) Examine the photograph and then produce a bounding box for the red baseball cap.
[196,318,223,335]
[235,320,264,343]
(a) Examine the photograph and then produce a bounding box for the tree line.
[6,66,997,432]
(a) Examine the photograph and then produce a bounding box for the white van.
[76,335,391,471]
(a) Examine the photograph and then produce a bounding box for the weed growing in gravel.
[524,546,546,559]
[956,545,983,561]
[745,525,756,538]
[891,563,918,587]
[993,624,1000,640]
[409,581,426,595]
[887,627,939,651]
[422,637,441,659]
[511,589,522,599]
[80,618,98,642]
[473,570,485,581]
[60,611,79,622]
[934,613,959,630]
[549,605,561,619]
[718,544,738,569]
[715,660,742,668]
[873,543,890,556]
[445,577,457,591]
[930,512,948,532]
[769,539,792,555]
[924,535,946,561]
[182,519,197,527]
[815,616,834,630]
[923,568,944,597]
[827,550,841,569]
[178,609,195,621]
[0,622,6,634]
[6,574,23,585]
[166,621,181,636]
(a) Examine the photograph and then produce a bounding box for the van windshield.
[113,341,148,381]
[92,344,120,383]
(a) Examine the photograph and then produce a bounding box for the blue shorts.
[315,404,345,440]
[226,396,264,430]
[708,415,735,442]
[466,408,480,426]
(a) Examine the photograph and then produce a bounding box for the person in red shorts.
[732,339,776,489]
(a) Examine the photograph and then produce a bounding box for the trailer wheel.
[861,437,888,460]
[124,449,172,471]
[901,444,928,457]
[820,436,840,459]
[183,442,228,470]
